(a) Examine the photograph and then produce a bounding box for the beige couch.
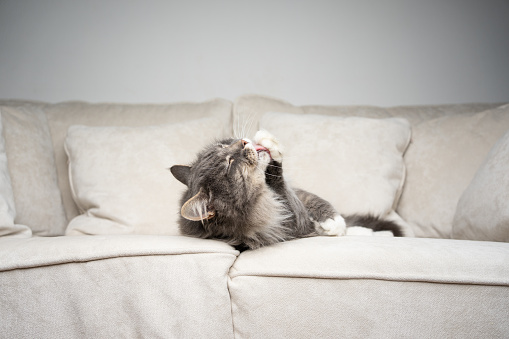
[1,95,508,338]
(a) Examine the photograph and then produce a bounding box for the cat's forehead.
[194,138,237,163]
[216,138,236,147]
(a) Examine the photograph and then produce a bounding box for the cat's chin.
[257,150,271,166]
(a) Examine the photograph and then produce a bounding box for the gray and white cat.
[170,130,402,250]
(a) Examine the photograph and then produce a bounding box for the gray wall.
[1,0,508,105]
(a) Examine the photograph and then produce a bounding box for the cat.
[170,130,403,250]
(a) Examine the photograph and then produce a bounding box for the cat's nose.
[240,139,249,148]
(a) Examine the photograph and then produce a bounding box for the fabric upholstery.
[1,105,66,235]
[234,94,502,139]
[65,118,225,236]
[260,112,411,224]
[230,236,509,285]
[0,235,237,339]
[0,111,31,237]
[398,104,509,238]
[230,277,509,338]
[44,99,233,221]
[229,236,509,338]
[452,129,509,242]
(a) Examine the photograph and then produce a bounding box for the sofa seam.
[226,253,242,339]
[228,272,509,287]
[0,251,239,272]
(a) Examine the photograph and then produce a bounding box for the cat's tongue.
[253,143,271,158]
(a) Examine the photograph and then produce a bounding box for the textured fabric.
[230,278,509,339]
[1,105,66,235]
[398,104,509,238]
[230,236,509,285]
[0,234,237,271]
[65,118,225,236]
[0,235,237,339]
[234,94,502,138]
[229,236,509,338]
[0,112,31,238]
[44,99,233,221]
[452,130,509,242]
[260,112,411,221]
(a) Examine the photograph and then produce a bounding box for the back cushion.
[398,104,509,238]
[235,94,504,238]
[44,99,233,222]
[1,105,67,236]
[260,112,411,230]
[234,94,501,139]
[0,111,32,238]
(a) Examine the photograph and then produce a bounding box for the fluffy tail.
[344,214,403,237]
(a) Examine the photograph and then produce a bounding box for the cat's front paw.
[254,130,283,162]
[317,214,346,236]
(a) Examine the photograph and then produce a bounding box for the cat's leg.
[253,130,316,237]
[295,188,346,236]
[253,130,345,237]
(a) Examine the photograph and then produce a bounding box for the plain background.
[1,0,508,106]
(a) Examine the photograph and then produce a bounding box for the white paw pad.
[254,130,283,162]
[319,215,346,236]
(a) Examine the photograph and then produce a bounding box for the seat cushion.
[0,235,238,338]
[229,236,509,338]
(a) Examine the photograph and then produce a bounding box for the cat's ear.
[181,189,215,221]
[170,165,191,186]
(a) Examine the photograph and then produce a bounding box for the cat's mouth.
[254,144,271,159]
[242,139,271,159]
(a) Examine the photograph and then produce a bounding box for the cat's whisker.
[234,112,241,139]
[255,166,283,178]
[264,163,283,169]
[242,113,251,138]
[246,113,256,138]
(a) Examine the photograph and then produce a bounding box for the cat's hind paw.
[317,214,346,236]
[254,130,283,162]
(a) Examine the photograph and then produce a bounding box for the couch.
[1,94,508,338]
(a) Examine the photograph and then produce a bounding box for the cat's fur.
[170,130,402,250]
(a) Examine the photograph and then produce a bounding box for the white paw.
[254,130,283,162]
[257,150,271,168]
[318,215,346,236]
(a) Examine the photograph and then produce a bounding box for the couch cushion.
[0,235,237,338]
[1,105,66,236]
[0,112,31,238]
[44,99,233,222]
[65,118,224,236]
[0,234,237,271]
[260,112,411,226]
[398,103,509,238]
[452,129,509,242]
[229,236,509,338]
[230,236,509,285]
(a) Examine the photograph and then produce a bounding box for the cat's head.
[170,138,271,222]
